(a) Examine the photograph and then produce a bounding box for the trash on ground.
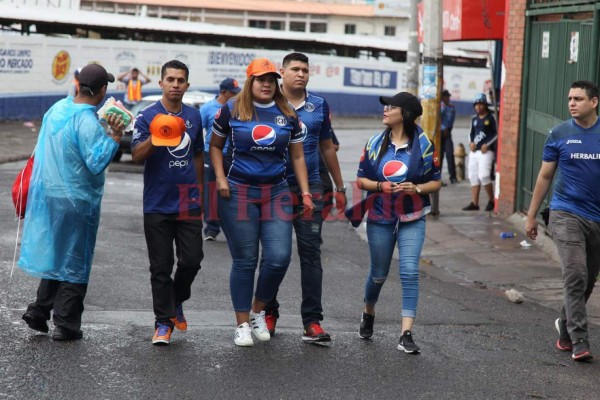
[520,240,532,248]
[505,288,525,304]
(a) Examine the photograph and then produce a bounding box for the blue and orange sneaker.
[171,303,188,331]
[152,322,172,345]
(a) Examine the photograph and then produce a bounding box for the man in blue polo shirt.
[131,60,204,346]
[200,77,241,241]
[526,80,600,362]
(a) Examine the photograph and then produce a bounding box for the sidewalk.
[2,117,598,325]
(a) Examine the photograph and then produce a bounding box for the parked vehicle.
[113,91,215,162]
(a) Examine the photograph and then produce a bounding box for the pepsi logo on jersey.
[382,160,408,183]
[251,125,277,150]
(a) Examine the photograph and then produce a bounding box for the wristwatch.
[415,185,422,194]
[335,186,347,193]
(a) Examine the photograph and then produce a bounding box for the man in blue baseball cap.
[463,92,497,212]
[200,78,241,241]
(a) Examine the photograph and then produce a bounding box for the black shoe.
[398,330,420,354]
[441,181,448,187]
[555,318,572,351]
[449,177,457,184]
[22,312,49,333]
[572,339,593,362]
[52,326,83,341]
[359,312,374,340]
[462,202,480,211]
[485,200,494,212]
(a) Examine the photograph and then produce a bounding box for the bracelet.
[302,192,312,198]
[376,182,381,192]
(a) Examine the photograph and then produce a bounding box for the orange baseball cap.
[149,114,185,147]
[246,58,281,78]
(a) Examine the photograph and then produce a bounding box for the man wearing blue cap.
[463,93,496,211]
[200,78,241,241]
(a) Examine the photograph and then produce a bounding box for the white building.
[80,0,409,38]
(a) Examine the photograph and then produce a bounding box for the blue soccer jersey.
[212,99,303,185]
[543,118,600,222]
[357,127,441,223]
[201,97,230,154]
[469,112,497,151]
[285,92,333,186]
[131,100,204,213]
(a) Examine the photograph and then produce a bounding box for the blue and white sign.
[343,68,397,89]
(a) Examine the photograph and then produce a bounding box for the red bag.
[12,155,34,219]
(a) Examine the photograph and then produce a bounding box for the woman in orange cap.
[210,58,314,346]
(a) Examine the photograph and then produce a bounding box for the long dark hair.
[377,109,418,165]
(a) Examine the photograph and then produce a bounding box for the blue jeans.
[218,181,293,312]
[265,183,324,326]
[203,152,221,235]
[364,217,426,318]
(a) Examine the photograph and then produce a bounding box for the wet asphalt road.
[0,125,599,399]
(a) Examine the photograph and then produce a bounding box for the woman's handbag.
[12,155,34,219]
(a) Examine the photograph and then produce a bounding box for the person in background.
[462,93,497,212]
[526,80,600,362]
[355,92,441,354]
[118,67,151,109]
[131,60,204,346]
[210,58,314,347]
[200,77,241,241]
[20,64,123,341]
[67,67,82,98]
[440,89,457,185]
[263,52,346,344]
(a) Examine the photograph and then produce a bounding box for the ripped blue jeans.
[364,217,426,318]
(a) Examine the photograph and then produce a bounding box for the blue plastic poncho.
[18,97,118,284]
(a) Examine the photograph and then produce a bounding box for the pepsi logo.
[382,160,408,183]
[252,125,276,146]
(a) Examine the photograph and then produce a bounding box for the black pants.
[440,129,457,181]
[25,279,88,333]
[144,209,204,327]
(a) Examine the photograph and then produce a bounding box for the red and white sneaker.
[302,323,331,343]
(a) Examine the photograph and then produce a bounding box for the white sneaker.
[249,310,271,342]
[234,322,254,347]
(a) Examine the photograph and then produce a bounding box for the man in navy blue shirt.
[463,93,497,211]
[526,80,600,362]
[200,77,241,241]
[131,60,204,346]
[263,52,346,343]
[440,89,457,184]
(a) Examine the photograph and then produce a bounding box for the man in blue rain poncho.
[19,64,124,341]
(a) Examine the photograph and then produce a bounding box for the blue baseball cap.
[474,93,488,106]
[219,78,241,94]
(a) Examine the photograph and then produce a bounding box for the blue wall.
[0,91,474,120]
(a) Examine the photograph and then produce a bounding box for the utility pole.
[420,0,443,216]
[405,0,420,95]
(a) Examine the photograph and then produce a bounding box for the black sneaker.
[359,312,374,340]
[572,339,593,362]
[52,326,83,341]
[22,312,49,333]
[462,202,480,211]
[485,200,494,212]
[449,177,457,184]
[555,318,572,351]
[398,330,420,354]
